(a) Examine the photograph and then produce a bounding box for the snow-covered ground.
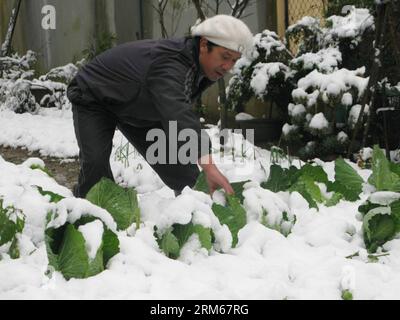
[1,107,400,300]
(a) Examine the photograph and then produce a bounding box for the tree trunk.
[347,3,387,157]
[0,0,22,57]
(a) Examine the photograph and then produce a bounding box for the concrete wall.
[0,0,147,72]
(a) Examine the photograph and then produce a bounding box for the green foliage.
[30,164,53,177]
[157,228,180,259]
[325,192,344,207]
[289,175,324,209]
[155,223,213,259]
[341,289,353,300]
[261,165,300,192]
[211,195,247,247]
[0,199,25,259]
[193,171,249,204]
[358,146,400,252]
[193,171,209,194]
[327,158,364,201]
[359,198,400,253]
[262,163,337,209]
[368,146,400,192]
[86,178,140,231]
[45,220,119,280]
[36,186,65,203]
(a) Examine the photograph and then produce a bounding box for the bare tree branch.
[230,0,251,18]
[193,0,207,21]
[152,0,170,38]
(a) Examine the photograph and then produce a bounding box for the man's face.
[198,37,242,81]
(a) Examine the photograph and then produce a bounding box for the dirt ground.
[0,146,79,192]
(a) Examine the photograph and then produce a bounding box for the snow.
[309,113,329,130]
[282,123,297,136]
[252,30,287,59]
[297,68,369,101]
[288,103,306,117]
[250,62,292,98]
[360,147,373,161]
[342,92,353,106]
[47,198,118,232]
[231,29,288,77]
[337,131,348,143]
[368,192,400,206]
[348,104,370,128]
[235,112,254,121]
[78,220,104,260]
[291,47,342,73]
[2,137,400,299]
[0,108,78,158]
[287,16,320,33]
[2,22,400,297]
[242,185,294,231]
[327,8,374,42]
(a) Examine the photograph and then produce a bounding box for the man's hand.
[198,154,234,196]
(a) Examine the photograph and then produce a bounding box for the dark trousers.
[72,103,199,198]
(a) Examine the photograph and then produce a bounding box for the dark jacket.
[67,37,214,157]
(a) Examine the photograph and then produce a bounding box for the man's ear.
[199,37,208,53]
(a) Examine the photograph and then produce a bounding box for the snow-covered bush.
[283,8,373,159]
[324,7,375,72]
[0,51,38,113]
[226,30,294,114]
[0,51,81,113]
[227,7,374,160]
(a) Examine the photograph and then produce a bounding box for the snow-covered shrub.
[0,50,36,80]
[284,66,369,159]
[282,7,373,159]
[227,7,374,160]
[226,30,294,114]
[0,51,38,113]
[2,79,38,113]
[286,16,325,55]
[325,7,375,72]
[0,51,80,113]
[39,62,82,84]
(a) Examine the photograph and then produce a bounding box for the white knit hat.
[191,15,253,56]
